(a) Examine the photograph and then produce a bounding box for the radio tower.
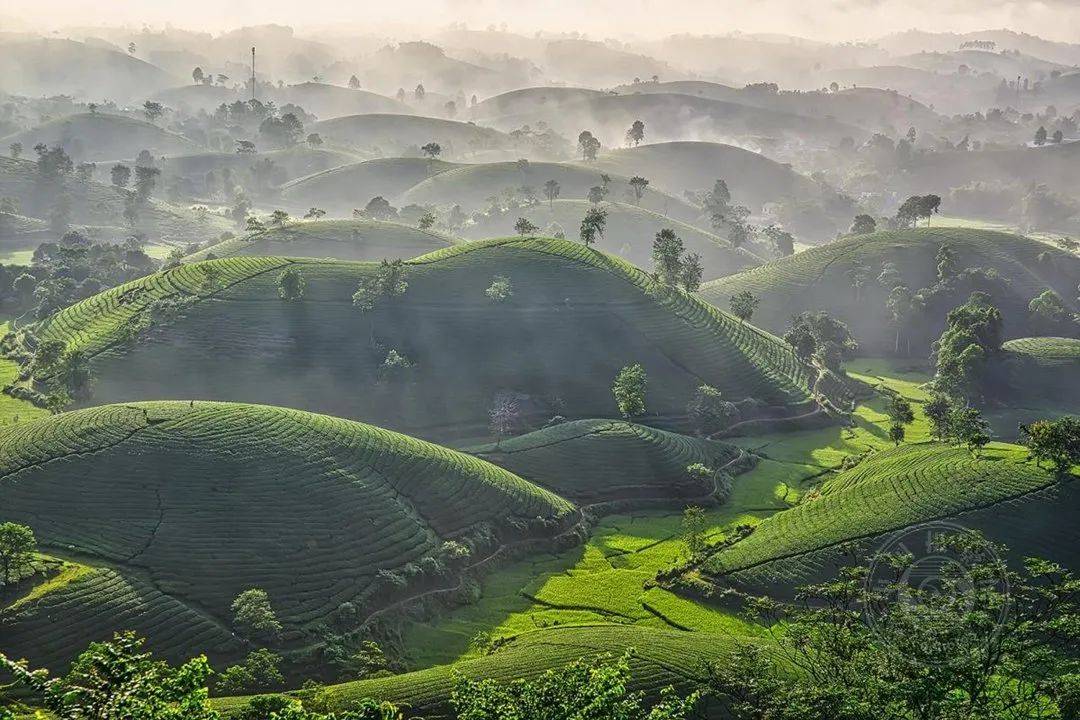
[251,46,257,101]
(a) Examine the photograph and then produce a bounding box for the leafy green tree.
[678,252,704,292]
[763,224,794,256]
[1019,416,1080,473]
[652,228,684,285]
[304,207,326,220]
[626,119,645,146]
[579,206,607,247]
[34,143,73,178]
[236,695,400,720]
[379,349,414,381]
[485,275,513,302]
[110,163,131,188]
[417,211,436,229]
[681,503,708,555]
[143,101,165,123]
[277,268,305,301]
[362,196,397,221]
[933,292,1004,402]
[0,522,35,586]
[451,651,698,720]
[951,405,991,456]
[353,259,408,346]
[612,363,647,418]
[628,176,649,204]
[246,216,266,234]
[513,216,538,236]
[687,384,735,436]
[888,423,905,446]
[886,284,919,355]
[924,393,953,441]
[216,648,284,693]
[269,209,290,227]
[543,179,560,207]
[702,533,1080,720]
[586,185,606,204]
[577,130,600,161]
[134,165,161,199]
[1035,125,1048,145]
[850,214,876,234]
[886,394,915,446]
[0,631,218,720]
[421,142,441,159]
[231,588,282,641]
[729,290,759,324]
[348,74,361,89]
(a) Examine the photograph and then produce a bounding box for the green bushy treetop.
[612,363,647,418]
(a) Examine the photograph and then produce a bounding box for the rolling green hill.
[397,160,704,225]
[278,158,458,214]
[215,624,736,719]
[186,219,456,261]
[0,157,233,245]
[694,442,1076,594]
[309,114,511,158]
[16,237,817,441]
[1,112,200,163]
[471,419,750,504]
[0,401,573,671]
[701,227,1080,354]
[157,146,362,194]
[272,82,413,119]
[462,199,761,280]
[998,336,1080,417]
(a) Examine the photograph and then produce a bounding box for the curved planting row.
[0,402,573,669]
[473,419,743,502]
[1003,336,1080,365]
[700,443,1060,580]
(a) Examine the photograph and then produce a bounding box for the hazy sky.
[5,0,1080,43]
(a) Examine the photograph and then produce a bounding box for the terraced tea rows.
[698,443,1066,588]
[1003,336,1080,365]
[0,401,573,670]
[186,219,456,262]
[701,227,1080,352]
[215,625,739,719]
[473,419,747,503]
[20,237,817,441]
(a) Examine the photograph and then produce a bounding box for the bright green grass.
[0,322,47,426]
[0,401,572,671]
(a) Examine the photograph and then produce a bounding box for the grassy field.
[0,322,47,426]
[700,227,1080,354]
[185,219,456,262]
[18,237,816,442]
[0,401,573,671]
[463,198,761,279]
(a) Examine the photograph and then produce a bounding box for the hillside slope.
[2,112,200,163]
[186,219,456,261]
[17,238,817,441]
[278,158,458,214]
[309,114,510,158]
[0,401,573,670]
[701,227,1080,354]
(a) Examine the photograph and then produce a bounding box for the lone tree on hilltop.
[612,363,647,419]
[231,588,282,641]
[628,176,649,204]
[363,196,398,221]
[626,119,645,146]
[514,216,539,237]
[421,142,441,159]
[543,179,561,208]
[348,74,361,89]
[0,522,35,586]
[303,207,326,219]
[142,101,164,123]
[579,206,607,247]
[577,130,601,161]
[850,214,876,234]
[729,290,759,324]
[269,209,290,227]
[1034,125,1048,145]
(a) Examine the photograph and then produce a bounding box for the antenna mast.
[251,46,256,101]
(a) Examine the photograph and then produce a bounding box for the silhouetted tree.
[729,291,759,323]
[626,119,645,146]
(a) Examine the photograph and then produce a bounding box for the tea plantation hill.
[471,419,754,504]
[461,199,762,281]
[185,219,457,262]
[0,401,574,672]
[701,227,1080,355]
[154,146,362,196]
[0,157,234,246]
[396,160,705,225]
[215,624,738,719]
[1,112,199,163]
[999,336,1080,411]
[308,114,513,158]
[14,237,820,442]
[278,158,457,215]
[690,442,1078,597]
